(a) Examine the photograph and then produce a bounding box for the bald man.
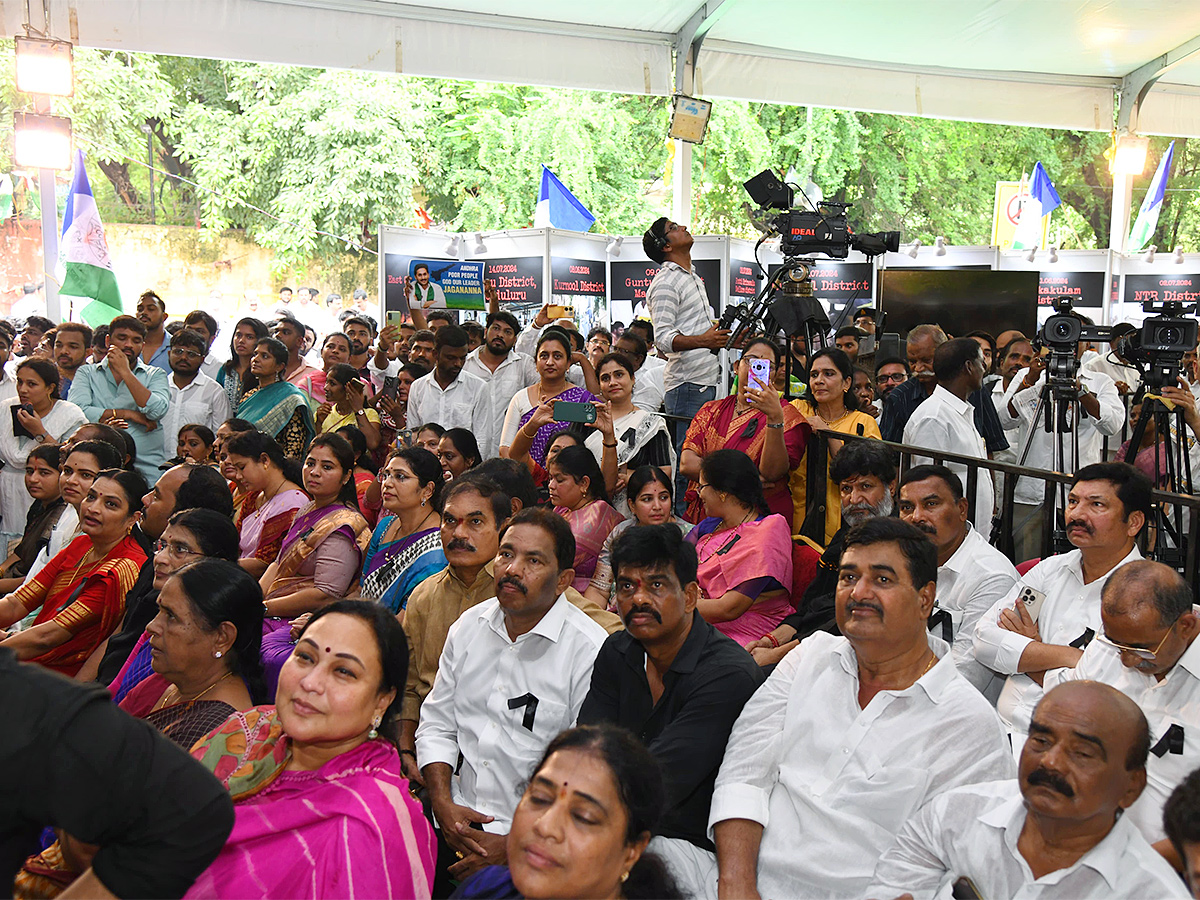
[869,682,1187,899]
[1044,560,1200,853]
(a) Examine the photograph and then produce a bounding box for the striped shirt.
[646,261,720,392]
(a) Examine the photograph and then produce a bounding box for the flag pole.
[34,95,61,322]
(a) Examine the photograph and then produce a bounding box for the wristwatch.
[34,433,46,444]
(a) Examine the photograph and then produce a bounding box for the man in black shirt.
[747,439,898,667]
[1,648,232,897]
[578,524,763,899]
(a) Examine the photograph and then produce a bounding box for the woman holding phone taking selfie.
[788,346,880,543]
[679,339,808,525]
[0,359,86,547]
[317,364,382,450]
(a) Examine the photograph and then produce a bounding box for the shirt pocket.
[834,757,931,837]
[506,694,570,753]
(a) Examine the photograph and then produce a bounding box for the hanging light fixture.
[14,35,74,96]
[12,112,73,170]
[444,234,462,257]
[605,236,623,257]
[1025,245,1038,263]
[906,239,921,259]
[1048,245,1059,264]
[473,232,487,255]
[1173,247,1185,265]
[934,236,947,256]
[1143,245,1157,263]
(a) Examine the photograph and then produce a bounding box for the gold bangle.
[521,424,538,439]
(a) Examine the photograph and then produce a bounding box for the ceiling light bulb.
[473,232,487,255]
[934,236,947,256]
[1048,245,1059,264]
[1025,246,1038,263]
[1174,247,1185,264]
[1144,245,1157,263]
[906,239,921,259]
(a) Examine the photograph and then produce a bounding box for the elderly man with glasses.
[1043,559,1200,861]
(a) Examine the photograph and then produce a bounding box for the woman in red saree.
[679,338,809,524]
[0,469,147,676]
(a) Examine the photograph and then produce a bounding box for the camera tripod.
[1122,385,1193,568]
[1008,369,1085,557]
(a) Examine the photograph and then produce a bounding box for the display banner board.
[729,258,762,301]
[486,257,544,307]
[1123,273,1200,305]
[551,257,607,298]
[1037,271,1104,309]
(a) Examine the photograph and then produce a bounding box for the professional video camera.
[1116,300,1199,390]
[1036,300,1112,395]
[743,169,900,258]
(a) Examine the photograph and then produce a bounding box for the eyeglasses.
[154,539,202,559]
[170,347,203,360]
[877,373,908,383]
[1096,624,1176,662]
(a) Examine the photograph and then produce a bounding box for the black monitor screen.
[880,269,1038,339]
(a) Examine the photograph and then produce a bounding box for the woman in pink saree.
[187,600,436,900]
[686,448,793,646]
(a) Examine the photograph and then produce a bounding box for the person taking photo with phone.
[678,338,808,525]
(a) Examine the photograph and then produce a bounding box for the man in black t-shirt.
[1,648,232,897]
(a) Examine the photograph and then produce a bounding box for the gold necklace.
[154,672,233,713]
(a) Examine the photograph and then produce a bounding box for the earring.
[368,717,382,739]
[214,651,223,659]
[621,872,629,883]
[421,498,426,507]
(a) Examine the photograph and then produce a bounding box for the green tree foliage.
[3,43,1197,261]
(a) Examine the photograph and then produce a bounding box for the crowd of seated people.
[9,268,1200,900]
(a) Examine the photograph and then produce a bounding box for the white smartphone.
[749,358,772,391]
[1017,585,1046,623]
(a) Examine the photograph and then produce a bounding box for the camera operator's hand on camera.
[1114,380,1132,395]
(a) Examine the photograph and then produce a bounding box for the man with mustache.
[416,506,611,891]
[747,439,898,666]
[1044,560,1200,857]
[135,290,170,372]
[579,524,763,898]
[399,477,620,785]
[406,325,492,450]
[272,314,322,390]
[975,462,1151,741]
[52,322,92,401]
[711,517,1014,899]
[462,307,538,459]
[899,464,1020,701]
[869,681,1185,899]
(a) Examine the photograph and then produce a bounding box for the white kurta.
[0,398,87,540]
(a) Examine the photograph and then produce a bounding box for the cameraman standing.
[643,218,730,509]
[1002,315,1123,561]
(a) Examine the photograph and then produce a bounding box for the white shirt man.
[632,359,665,412]
[462,325,538,459]
[1002,366,1124,504]
[709,631,1014,899]
[406,368,489,443]
[868,779,1185,899]
[161,371,230,458]
[905,384,994,530]
[415,592,607,831]
[929,522,1020,702]
[975,529,1143,738]
[1045,561,1200,844]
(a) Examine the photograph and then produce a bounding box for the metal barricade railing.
[800,430,1200,595]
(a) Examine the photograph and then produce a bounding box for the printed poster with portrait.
[383,254,486,313]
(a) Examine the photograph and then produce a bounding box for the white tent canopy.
[7,0,1200,135]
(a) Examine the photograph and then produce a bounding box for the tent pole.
[1108,170,1133,256]
[672,140,692,227]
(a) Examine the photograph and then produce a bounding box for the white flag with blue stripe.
[1129,141,1175,252]
[533,166,596,232]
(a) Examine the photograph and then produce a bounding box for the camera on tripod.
[743,169,900,258]
[1116,301,1199,390]
[1035,300,1112,396]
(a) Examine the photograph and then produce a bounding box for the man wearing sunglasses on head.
[1043,559,1200,865]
